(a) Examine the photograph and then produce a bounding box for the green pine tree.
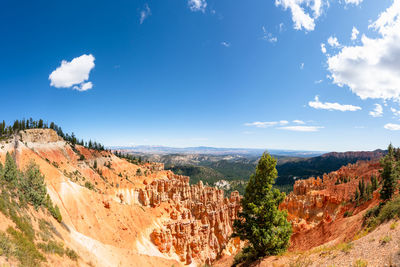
[380,144,399,201]
[22,161,47,209]
[233,152,292,262]
[3,152,19,188]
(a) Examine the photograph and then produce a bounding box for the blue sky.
[1,0,399,151]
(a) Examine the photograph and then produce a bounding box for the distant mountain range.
[114,146,386,195]
[110,145,326,158]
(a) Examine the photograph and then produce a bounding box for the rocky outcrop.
[281,161,381,234]
[142,175,241,265]
[19,129,63,143]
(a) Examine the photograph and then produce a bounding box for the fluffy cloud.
[308,96,361,111]
[262,26,278,43]
[326,0,400,100]
[188,0,207,12]
[49,54,95,91]
[384,123,400,130]
[321,43,327,54]
[369,104,383,117]
[327,36,340,47]
[351,27,359,40]
[293,120,305,124]
[140,4,151,24]
[275,0,323,31]
[279,126,324,132]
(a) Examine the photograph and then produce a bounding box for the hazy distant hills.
[114,146,385,194]
[111,145,325,157]
[275,149,386,186]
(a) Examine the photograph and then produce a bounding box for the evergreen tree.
[380,144,398,201]
[366,183,373,200]
[21,161,47,209]
[93,160,98,169]
[354,189,359,202]
[358,179,365,199]
[3,152,19,188]
[233,152,292,260]
[371,175,378,191]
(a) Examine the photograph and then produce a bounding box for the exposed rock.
[19,129,63,143]
[281,160,382,249]
[146,176,241,264]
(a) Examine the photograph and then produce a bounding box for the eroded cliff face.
[0,129,241,266]
[281,161,382,250]
[144,177,241,265]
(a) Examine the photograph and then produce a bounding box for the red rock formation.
[281,160,382,250]
[146,177,242,265]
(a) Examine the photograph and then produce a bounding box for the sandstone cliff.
[281,160,381,250]
[0,129,241,266]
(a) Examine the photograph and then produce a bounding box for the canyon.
[0,128,392,266]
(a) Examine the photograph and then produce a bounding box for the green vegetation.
[233,152,292,266]
[0,153,61,222]
[0,153,77,266]
[353,259,368,267]
[84,181,96,191]
[380,144,399,201]
[114,151,143,164]
[364,194,400,231]
[0,118,105,151]
[168,165,225,185]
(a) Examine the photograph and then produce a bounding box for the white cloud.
[140,4,151,24]
[344,0,363,5]
[279,23,285,32]
[308,96,362,111]
[369,104,383,117]
[262,26,278,43]
[315,79,323,84]
[244,120,290,128]
[279,126,324,132]
[73,82,93,92]
[300,62,305,69]
[327,36,340,47]
[293,120,305,124]
[221,41,231,47]
[384,123,400,130]
[244,121,277,128]
[188,0,207,12]
[275,0,325,31]
[327,0,400,101]
[391,107,400,117]
[321,43,327,54]
[49,54,95,91]
[351,26,359,40]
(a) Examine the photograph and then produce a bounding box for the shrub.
[380,235,392,245]
[66,247,79,260]
[6,227,45,267]
[38,240,65,256]
[344,211,353,217]
[84,181,95,191]
[354,259,368,267]
[0,231,13,257]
